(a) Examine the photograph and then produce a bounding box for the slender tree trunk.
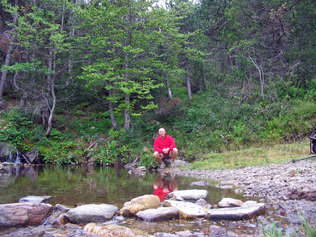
[247,56,265,99]
[12,71,28,108]
[45,41,56,137]
[0,0,18,109]
[124,94,130,130]
[184,56,192,100]
[166,76,173,99]
[109,89,117,129]
[0,45,12,109]
[123,52,130,130]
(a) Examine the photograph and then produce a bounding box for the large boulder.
[119,194,161,217]
[23,148,39,164]
[66,204,118,224]
[135,207,179,221]
[0,202,53,227]
[162,200,207,219]
[166,189,208,201]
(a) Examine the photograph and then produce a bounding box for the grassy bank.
[189,139,313,170]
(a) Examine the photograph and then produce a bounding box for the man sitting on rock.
[153,128,178,169]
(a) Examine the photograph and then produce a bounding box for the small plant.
[298,212,316,237]
[138,153,158,169]
[261,222,290,237]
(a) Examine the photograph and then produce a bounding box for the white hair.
[159,128,165,132]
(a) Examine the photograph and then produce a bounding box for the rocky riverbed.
[1,159,315,237]
[169,158,316,235]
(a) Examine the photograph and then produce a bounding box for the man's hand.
[162,148,170,154]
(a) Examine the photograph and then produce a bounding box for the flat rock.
[84,223,151,236]
[135,207,179,221]
[218,198,243,207]
[0,202,53,227]
[19,195,52,203]
[66,204,118,224]
[162,200,207,218]
[206,203,265,220]
[166,189,208,201]
[119,194,161,216]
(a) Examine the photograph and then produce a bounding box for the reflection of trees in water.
[0,164,38,186]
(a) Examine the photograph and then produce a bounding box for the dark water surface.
[0,164,266,235]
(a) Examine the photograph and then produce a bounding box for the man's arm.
[154,138,163,153]
[167,136,176,150]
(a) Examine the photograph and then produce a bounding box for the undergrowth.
[0,81,315,167]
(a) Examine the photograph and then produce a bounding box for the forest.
[0,0,315,167]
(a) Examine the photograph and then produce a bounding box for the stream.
[0,164,280,236]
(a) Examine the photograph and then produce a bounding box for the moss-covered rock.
[0,142,18,163]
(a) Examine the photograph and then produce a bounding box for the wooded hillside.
[0,0,315,166]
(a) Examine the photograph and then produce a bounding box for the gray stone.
[195,198,208,206]
[66,204,118,224]
[55,203,71,212]
[23,148,39,164]
[218,198,243,207]
[136,207,179,221]
[208,225,227,237]
[190,181,210,186]
[166,189,208,201]
[0,202,53,227]
[19,195,52,203]
[206,203,265,220]
[171,160,187,167]
[162,200,207,218]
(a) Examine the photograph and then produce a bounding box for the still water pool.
[0,164,265,236]
[0,164,246,206]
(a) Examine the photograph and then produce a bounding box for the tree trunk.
[247,56,265,99]
[124,94,130,130]
[109,89,117,129]
[0,0,18,109]
[166,76,173,99]
[45,41,56,137]
[0,42,12,109]
[123,52,130,130]
[184,56,192,100]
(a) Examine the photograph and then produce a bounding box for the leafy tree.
[1,0,76,136]
[77,0,189,130]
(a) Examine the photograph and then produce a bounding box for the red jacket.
[154,135,176,153]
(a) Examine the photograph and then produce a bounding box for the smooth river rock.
[166,189,208,201]
[119,194,161,216]
[0,202,53,227]
[135,207,179,221]
[206,202,265,220]
[84,223,151,237]
[162,200,207,218]
[66,204,118,224]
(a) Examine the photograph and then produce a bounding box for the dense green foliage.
[0,0,315,167]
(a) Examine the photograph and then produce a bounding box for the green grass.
[189,139,312,170]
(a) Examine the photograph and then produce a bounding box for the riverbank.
[169,158,316,235]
